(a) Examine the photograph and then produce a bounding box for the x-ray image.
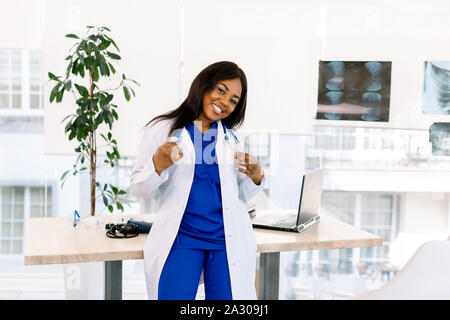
[422,61,450,114]
[316,61,392,122]
[429,122,450,156]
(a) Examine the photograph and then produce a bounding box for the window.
[324,191,398,266]
[0,50,43,114]
[29,52,44,110]
[313,127,356,150]
[0,186,52,256]
[360,193,396,264]
[295,191,399,276]
[30,186,53,218]
[244,133,271,170]
[1,187,24,255]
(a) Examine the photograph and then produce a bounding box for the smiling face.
[197,78,242,131]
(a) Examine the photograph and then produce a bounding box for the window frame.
[0,183,55,258]
[0,49,44,117]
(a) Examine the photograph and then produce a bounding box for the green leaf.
[106,51,121,60]
[98,54,107,75]
[60,114,73,124]
[123,86,130,102]
[103,195,108,207]
[107,62,116,74]
[111,185,118,195]
[49,84,60,103]
[113,146,120,158]
[130,79,141,87]
[78,64,85,78]
[60,170,70,181]
[118,190,126,195]
[64,120,72,133]
[94,111,104,127]
[64,80,72,91]
[104,62,110,77]
[88,35,99,42]
[107,38,120,52]
[48,72,59,81]
[71,59,79,76]
[65,33,80,39]
[116,202,124,211]
[105,111,114,130]
[74,84,89,97]
[93,66,99,82]
[66,61,73,78]
[69,130,76,141]
[111,109,118,120]
[104,94,113,105]
[99,40,111,51]
[108,205,114,213]
[56,87,65,103]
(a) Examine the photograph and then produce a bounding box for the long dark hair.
[146,61,248,135]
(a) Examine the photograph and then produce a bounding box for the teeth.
[212,104,222,113]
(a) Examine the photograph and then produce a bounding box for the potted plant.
[48,26,139,216]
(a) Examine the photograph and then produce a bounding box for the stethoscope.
[167,122,240,153]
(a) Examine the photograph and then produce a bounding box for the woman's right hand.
[152,142,183,175]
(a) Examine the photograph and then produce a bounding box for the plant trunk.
[89,71,96,216]
[90,132,96,216]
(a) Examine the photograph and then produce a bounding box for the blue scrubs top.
[173,121,226,250]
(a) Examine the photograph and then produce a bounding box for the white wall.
[0,0,43,50]
[401,192,449,235]
[42,0,181,157]
[33,0,450,157]
[183,0,450,134]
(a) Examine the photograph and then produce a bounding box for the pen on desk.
[73,210,80,227]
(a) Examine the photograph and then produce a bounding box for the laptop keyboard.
[272,215,297,228]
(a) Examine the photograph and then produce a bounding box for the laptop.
[251,169,323,233]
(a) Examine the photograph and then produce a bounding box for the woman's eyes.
[217,87,238,105]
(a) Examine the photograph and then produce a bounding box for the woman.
[130,61,266,300]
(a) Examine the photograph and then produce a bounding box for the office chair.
[353,239,450,299]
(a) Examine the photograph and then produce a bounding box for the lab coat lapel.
[216,120,235,165]
[177,126,195,165]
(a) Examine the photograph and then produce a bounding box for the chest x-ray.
[423,61,450,115]
[316,61,392,122]
[429,122,450,156]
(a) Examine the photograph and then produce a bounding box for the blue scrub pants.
[158,247,233,300]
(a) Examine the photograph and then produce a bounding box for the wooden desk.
[24,212,382,300]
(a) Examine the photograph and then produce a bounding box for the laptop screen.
[296,169,324,225]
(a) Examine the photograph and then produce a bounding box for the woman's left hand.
[234,152,264,185]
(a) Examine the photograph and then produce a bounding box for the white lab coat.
[130,118,266,300]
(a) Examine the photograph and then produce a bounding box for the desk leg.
[105,261,122,300]
[258,252,280,300]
